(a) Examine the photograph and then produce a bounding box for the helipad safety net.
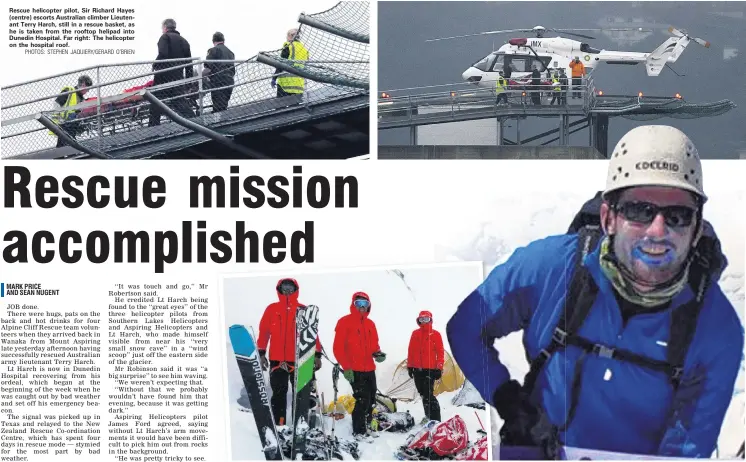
[615,100,737,120]
[0,1,370,159]
[257,1,369,90]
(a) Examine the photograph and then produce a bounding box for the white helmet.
[603,125,707,203]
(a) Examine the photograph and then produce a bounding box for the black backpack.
[522,191,726,432]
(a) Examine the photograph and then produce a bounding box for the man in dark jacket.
[531,65,542,105]
[149,18,195,126]
[204,32,235,113]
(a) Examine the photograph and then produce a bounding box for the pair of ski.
[229,304,319,461]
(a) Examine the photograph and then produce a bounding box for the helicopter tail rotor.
[668,26,710,48]
[645,26,711,76]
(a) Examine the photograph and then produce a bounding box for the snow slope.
[435,189,745,459]
[221,263,488,460]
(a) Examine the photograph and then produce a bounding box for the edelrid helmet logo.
[635,161,680,172]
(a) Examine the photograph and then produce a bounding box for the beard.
[613,235,689,290]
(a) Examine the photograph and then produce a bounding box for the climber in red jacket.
[333,292,387,441]
[257,278,322,426]
[407,310,444,422]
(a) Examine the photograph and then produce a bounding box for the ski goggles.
[277,279,298,296]
[354,298,370,310]
[417,316,432,324]
[615,201,696,228]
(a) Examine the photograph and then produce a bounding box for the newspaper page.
[2,1,745,462]
[0,160,743,462]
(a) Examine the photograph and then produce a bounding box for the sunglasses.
[354,299,370,309]
[615,201,696,228]
[277,279,298,295]
[418,316,432,323]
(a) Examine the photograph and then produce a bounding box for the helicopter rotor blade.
[668,26,711,48]
[551,30,596,40]
[551,27,654,40]
[425,29,532,43]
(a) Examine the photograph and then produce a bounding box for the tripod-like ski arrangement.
[230,305,360,460]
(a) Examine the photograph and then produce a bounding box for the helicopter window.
[528,56,552,72]
[472,55,496,72]
[490,55,505,72]
[580,43,601,54]
[507,57,529,73]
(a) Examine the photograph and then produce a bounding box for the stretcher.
[72,80,157,136]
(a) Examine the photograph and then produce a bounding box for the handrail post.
[197,62,204,118]
[96,66,103,141]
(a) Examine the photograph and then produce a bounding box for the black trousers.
[351,371,377,435]
[269,360,295,426]
[148,87,195,126]
[268,360,318,426]
[210,82,233,113]
[413,369,441,422]
[572,77,582,99]
[531,87,542,105]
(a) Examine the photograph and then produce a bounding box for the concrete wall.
[378,145,606,159]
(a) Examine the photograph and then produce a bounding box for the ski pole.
[330,363,340,444]
[475,411,485,431]
[320,346,340,367]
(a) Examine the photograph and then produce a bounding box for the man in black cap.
[149,18,195,126]
[204,32,236,114]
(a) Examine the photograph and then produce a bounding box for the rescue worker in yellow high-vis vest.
[271,28,309,98]
[549,70,562,106]
[50,74,93,148]
[495,72,508,105]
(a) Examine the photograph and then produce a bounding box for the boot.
[354,433,374,443]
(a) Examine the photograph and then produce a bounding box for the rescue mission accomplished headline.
[2,165,360,273]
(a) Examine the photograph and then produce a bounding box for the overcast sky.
[378,1,746,159]
[1,0,338,87]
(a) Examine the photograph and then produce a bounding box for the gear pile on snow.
[394,415,485,460]
[275,425,360,460]
[301,428,361,460]
[455,436,488,460]
[377,410,416,433]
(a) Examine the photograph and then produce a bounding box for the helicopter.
[426,25,710,88]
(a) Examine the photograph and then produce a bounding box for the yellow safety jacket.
[495,76,506,94]
[277,40,309,94]
[49,86,79,136]
[552,76,561,91]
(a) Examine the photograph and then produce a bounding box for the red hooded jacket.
[257,278,321,362]
[407,310,445,370]
[333,292,380,372]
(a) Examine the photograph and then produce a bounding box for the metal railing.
[378,76,596,124]
[378,72,735,126]
[1,56,366,158]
